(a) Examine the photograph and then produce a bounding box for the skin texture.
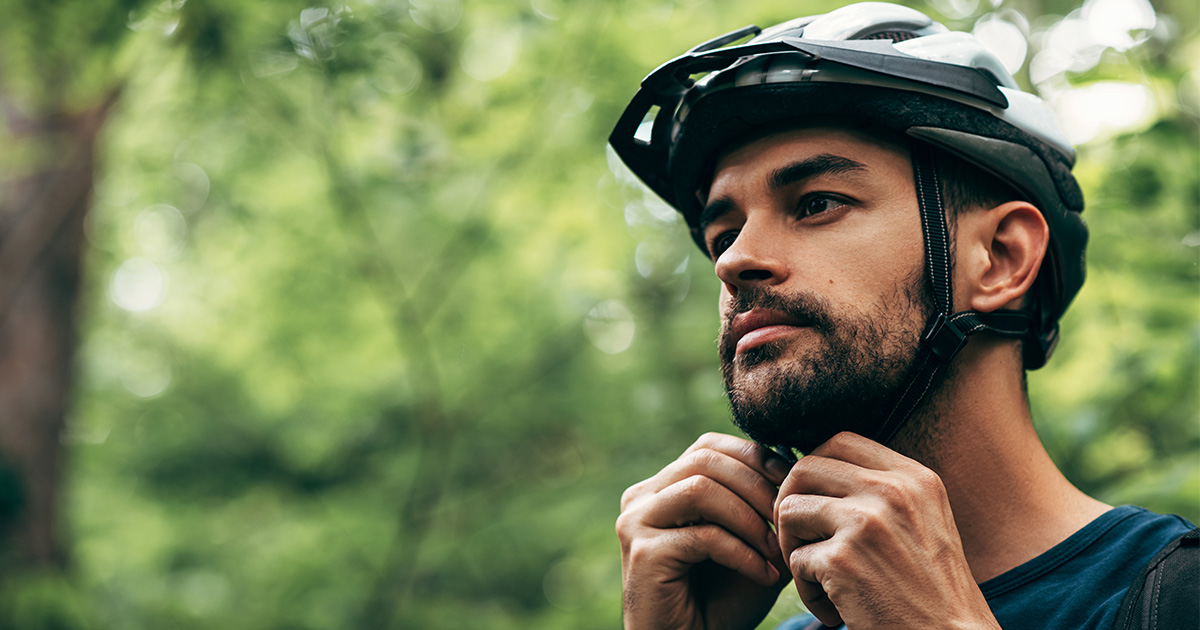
[615,127,1110,629]
[709,131,930,453]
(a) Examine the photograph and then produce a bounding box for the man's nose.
[713,221,790,298]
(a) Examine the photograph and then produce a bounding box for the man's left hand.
[774,431,1001,630]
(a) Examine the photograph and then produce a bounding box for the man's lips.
[731,309,810,354]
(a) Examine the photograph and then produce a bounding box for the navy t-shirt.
[777,506,1194,630]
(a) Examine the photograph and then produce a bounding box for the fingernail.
[764,561,780,584]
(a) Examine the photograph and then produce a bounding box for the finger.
[774,493,839,555]
[683,432,794,486]
[787,541,844,628]
[627,438,786,520]
[643,474,781,560]
[667,523,782,586]
[779,437,950,523]
[777,454,867,502]
[662,449,783,521]
[796,578,842,629]
[807,431,918,472]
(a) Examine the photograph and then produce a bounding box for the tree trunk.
[0,92,117,571]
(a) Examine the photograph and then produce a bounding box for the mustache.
[722,288,837,333]
[718,288,838,362]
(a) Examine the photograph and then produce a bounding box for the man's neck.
[893,338,1111,583]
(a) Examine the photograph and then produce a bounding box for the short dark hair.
[934,147,1024,215]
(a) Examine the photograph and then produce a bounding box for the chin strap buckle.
[923,312,968,362]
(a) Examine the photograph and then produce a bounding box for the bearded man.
[608,4,1196,630]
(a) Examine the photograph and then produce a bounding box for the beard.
[719,276,933,455]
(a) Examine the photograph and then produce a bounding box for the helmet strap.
[871,142,1031,447]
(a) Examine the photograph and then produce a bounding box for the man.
[607,4,1194,629]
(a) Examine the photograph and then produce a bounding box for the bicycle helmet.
[608,2,1088,451]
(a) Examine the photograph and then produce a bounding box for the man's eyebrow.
[698,154,870,235]
[768,153,868,190]
[697,197,738,236]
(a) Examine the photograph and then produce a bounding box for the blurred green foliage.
[0,0,1195,628]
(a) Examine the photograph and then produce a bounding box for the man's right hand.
[616,432,794,630]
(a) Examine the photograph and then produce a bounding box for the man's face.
[701,127,934,453]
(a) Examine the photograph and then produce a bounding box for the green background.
[0,0,1196,627]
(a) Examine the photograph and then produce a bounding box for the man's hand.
[617,433,793,630]
[774,432,1000,629]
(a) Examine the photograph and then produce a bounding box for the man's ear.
[958,201,1049,313]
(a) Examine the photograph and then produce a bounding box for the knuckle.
[829,431,855,447]
[876,476,908,503]
[865,472,913,507]
[615,511,637,541]
[850,503,886,536]
[824,540,857,573]
[676,474,713,502]
[826,431,858,452]
[914,466,947,497]
[619,482,646,511]
[684,524,729,557]
[775,492,803,519]
[736,438,762,461]
[682,448,725,474]
[687,432,725,453]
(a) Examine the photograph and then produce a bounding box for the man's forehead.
[703,124,911,201]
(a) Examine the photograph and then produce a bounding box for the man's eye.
[708,231,738,259]
[798,194,849,218]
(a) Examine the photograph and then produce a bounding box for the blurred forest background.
[0,0,1195,628]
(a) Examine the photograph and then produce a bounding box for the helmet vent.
[865,30,919,41]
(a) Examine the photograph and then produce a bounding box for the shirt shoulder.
[981,505,1194,629]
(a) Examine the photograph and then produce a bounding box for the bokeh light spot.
[134,205,188,260]
[1053,81,1154,144]
[120,352,173,399]
[172,162,210,214]
[110,258,168,312]
[585,300,635,354]
[410,0,462,33]
[1082,0,1156,51]
[931,0,980,20]
[461,28,520,81]
[371,34,423,95]
[973,17,1028,74]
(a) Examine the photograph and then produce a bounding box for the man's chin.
[730,405,844,455]
[724,354,902,454]
[731,339,790,371]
